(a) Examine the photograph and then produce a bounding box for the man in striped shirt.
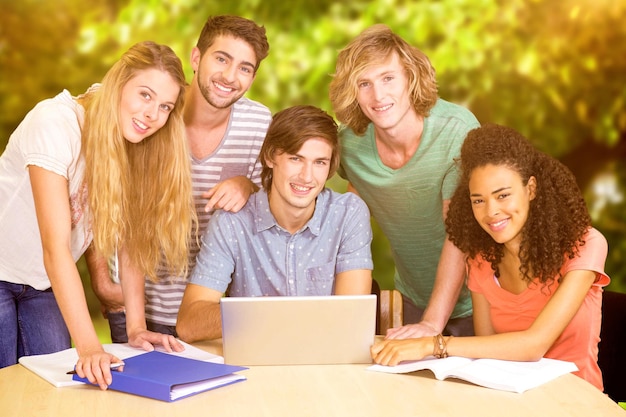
[87,15,272,345]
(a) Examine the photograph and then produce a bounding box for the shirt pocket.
[407,183,441,219]
[304,262,335,295]
[219,163,253,182]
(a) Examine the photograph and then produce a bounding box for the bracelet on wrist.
[432,333,452,359]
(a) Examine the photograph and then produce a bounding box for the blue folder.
[72,350,247,402]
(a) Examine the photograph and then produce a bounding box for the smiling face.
[119,68,180,143]
[192,35,257,109]
[355,52,416,131]
[267,137,332,228]
[469,163,536,249]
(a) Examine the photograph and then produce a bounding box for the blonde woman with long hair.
[0,41,194,390]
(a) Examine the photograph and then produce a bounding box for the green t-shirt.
[338,98,479,319]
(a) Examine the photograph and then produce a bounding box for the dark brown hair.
[196,15,269,72]
[260,105,339,191]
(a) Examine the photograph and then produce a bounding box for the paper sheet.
[18,341,223,387]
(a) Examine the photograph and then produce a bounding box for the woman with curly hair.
[371,124,609,391]
[0,41,194,389]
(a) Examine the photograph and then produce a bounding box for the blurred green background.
[2,0,625,341]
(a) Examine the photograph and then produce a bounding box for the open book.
[367,356,578,393]
[18,340,224,388]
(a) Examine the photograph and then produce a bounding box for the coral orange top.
[467,228,610,391]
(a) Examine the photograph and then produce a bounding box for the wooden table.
[1,339,623,417]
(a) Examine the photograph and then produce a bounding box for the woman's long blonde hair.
[81,41,195,281]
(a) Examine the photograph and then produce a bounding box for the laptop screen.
[220,295,377,365]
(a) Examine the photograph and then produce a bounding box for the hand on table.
[128,329,185,354]
[75,349,124,390]
[385,321,439,340]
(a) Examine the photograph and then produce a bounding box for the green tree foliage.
[1,0,625,292]
[0,0,126,140]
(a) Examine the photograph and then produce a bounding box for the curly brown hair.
[445,124,591,284]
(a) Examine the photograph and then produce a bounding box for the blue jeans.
[147,321,177,337]
[106,311,177,343]
[107,311,129,343]
[0,281,71,368]
[402,294,475,336]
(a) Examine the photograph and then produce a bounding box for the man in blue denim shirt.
[176,105,374,342]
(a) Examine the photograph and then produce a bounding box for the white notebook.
[18,340,223,387]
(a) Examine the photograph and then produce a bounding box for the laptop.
[220,294,377,366]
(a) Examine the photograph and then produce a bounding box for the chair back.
[371,279,403,335]
[598,290,626,402]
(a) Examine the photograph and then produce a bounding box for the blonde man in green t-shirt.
[329,24,479,339]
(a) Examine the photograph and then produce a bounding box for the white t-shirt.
[0,90,91,290]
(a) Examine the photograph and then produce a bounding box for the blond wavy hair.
[81,41,195,281]
[329,24,439,135]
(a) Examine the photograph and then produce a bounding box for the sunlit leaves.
[2,0,625,290]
